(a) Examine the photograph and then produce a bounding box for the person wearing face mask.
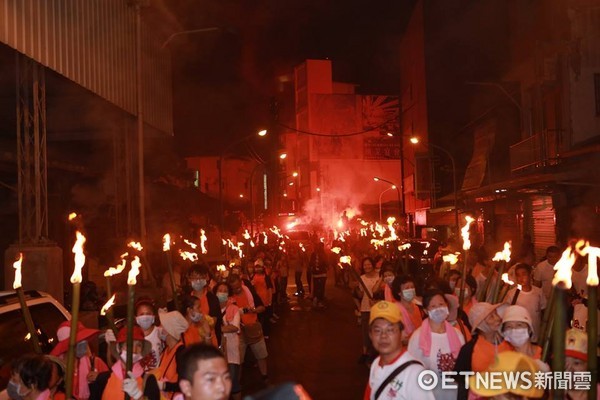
[7,354,53,400]
[49,321,107,400]
[500,306,547,368]
[130,298,164,371]
[454,275,478,314]
[187,264,222,347]
[373,265,396,302]
[93,326,160,400]
[214,282,242,400]
[151,311,189,399]
[407,289,465,400]
[390,275,424,343]
[454,302,510,399]
[181,295,214,346]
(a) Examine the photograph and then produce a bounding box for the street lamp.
[410,136,459,234]
[373,177,402,218]
[219,130,268,231]
[378,185,396,221]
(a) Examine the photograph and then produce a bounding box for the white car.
[0,290,70,393]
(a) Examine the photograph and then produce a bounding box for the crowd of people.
[4,223,598,400]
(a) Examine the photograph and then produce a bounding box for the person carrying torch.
[502,263,547,343]
[95,326,160,400]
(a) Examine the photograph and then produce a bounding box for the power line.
[276,115,398,138]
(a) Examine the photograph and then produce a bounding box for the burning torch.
[12,253,42,354]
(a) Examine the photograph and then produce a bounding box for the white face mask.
[454,287,470,300]
[120,349,143,364]
[384,276,395,286]
[449,281,456,290]
[428,306,449,323]
[136,315,155,331]
[190,311,202,323]
[504,328,530,347]
[402,288,416,301]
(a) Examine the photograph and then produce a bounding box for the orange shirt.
[234,291,257,326]
[252,274,270,306]
[182,324,202,346]
[471,336,512,372]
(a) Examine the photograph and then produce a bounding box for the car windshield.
[0,302,68,390]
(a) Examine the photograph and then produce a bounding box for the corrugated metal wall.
[0,0,172,134]
[531,195,556,259]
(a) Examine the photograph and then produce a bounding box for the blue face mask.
[76,340,88,358]
[191,279,207,291]
[7,380,26,400]
[217,293,229,303]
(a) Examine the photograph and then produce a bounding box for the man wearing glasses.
[364,301,434,400]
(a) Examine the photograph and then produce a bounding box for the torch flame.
[398,243,411,251]
[12,253,23,289]
[250,240,255,248]
[517,284,523,291]
[442,253,459,265]
[184,239,198,249]
[299,243,306,252]
[70,231,86,284]
[331,247,341,254]
[162,234,171,252]
[127,256,141,285]
[128,241,143,251]
[103,257,127,277]
[492,241,512,262]
[216,264,226,272]
[461,216,475,251]
[100,294,116,316]
[68,212,77,221]
[339,255,352,265]
[199,230,207,254]
[179,250,199,262]
[574,240,600,286]
[243,230,250,240]
[552,246,576,288]
[501,273,514,285]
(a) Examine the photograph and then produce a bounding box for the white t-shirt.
[503,286,547,342]
[533,259,555,301]
[144,326,164,370]
[572,265,589,298]
[367,351,434,400]
[407,326,465,400]
[221,304,241,365]
[360,275,381,312]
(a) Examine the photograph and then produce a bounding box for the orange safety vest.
[102,373,143,400]
[198,292,218,347]
[155,342,183,399]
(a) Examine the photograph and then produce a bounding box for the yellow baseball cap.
[369,301,402,325]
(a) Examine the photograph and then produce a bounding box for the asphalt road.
[241,274,368,399]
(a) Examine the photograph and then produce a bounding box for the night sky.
[158,0,415,156]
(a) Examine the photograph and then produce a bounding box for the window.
[595,73,600,116]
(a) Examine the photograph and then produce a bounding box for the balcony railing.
[509,131,560,173]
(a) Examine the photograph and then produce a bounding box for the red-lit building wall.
[288,59,401,224]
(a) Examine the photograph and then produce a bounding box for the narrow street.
[242,275,368,399]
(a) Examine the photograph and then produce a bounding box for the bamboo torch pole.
[65,231,87,400]
[458,216,474,313]
[550,246,577,400]
[13,253,42,354]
